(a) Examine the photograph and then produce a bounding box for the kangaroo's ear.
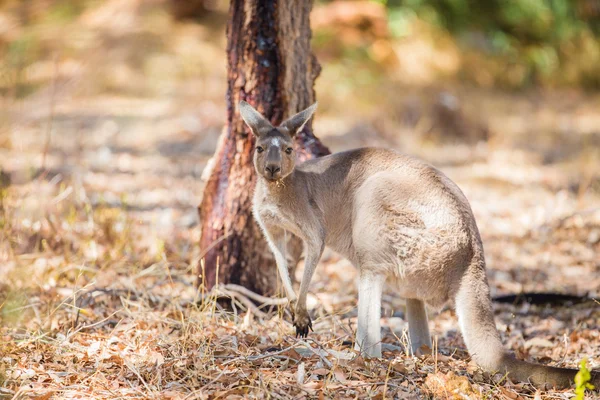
[239,101,274,136]
[280,102,317,136]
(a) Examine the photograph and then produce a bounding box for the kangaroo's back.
[297,148,480,274]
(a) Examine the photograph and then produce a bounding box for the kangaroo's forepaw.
[293,308,312,338]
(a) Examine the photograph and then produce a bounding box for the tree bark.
[197,0,329,295]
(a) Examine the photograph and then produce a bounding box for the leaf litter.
[1,161,598,398]
[0,18,599,396]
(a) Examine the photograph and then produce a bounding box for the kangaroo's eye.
[256,146,264,153]
[285,147,293,154]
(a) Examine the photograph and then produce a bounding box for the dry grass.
[1,1,600,399]
[1,121,599,399]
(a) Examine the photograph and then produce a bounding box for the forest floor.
[2,1,600,399]
[2,84,600,399]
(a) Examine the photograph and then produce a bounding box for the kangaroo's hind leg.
[355,270,386,358]
[406,298,432,355]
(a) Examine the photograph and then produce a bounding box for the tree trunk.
[197,0,329,295]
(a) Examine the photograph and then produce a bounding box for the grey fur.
[240,101,597,389]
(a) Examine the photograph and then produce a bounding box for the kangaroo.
[239,100,599,389]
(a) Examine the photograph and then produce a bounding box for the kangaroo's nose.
[265,165,281,176]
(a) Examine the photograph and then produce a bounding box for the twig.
[124,359,155,397]
[296,339,333,368]
[217,287,269,319]
[190,284,290,320]
[247,344,299,362]
[183,370,228,399]
[350,381,401,389]
[67,310,122,339]
[221,344,302,367]
[222,283,289,305]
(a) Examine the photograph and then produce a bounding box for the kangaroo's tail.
[454,257,599,389]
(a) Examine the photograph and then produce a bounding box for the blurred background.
[2,0,600,303]
[2,0,600,304]
[1,1,600,396]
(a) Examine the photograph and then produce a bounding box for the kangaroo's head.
[239,101,317,182]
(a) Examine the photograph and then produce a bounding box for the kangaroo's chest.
[256,202,304,237]
[258,203,284,225]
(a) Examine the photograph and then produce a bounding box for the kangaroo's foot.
[292,303,312,338]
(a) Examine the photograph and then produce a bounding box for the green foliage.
[42,0,89,23]
[0,290,27,327]
[6,32,40,66]
[385,0,589,43]
[382,0,600,88]
[574,358,595,400]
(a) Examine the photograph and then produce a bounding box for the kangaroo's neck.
[255,170,307,204]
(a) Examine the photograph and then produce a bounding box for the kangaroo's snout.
[265,164,281,179]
